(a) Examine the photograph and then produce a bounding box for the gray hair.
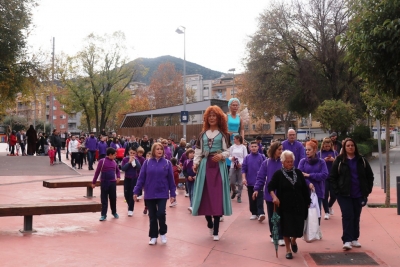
[280,150,295,162]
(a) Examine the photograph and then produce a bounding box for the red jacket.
[9,134,17,146]
[48,149,56,158]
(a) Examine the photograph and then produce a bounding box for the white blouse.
[229,144,248,166]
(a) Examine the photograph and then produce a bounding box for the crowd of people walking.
[4,98,374,260]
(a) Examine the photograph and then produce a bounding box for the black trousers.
[78,152,85,168]
[100,182,117,216]
[71,152,79,167]
[147,199,168,238]
[205,215,221,236]
[337,195,363,243]
[247,186,265,215]
[323,181,337,213]
[124,178,137,211]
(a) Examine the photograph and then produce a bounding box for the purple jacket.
[298,157,328,199]
[97,141,107,155]
[179,152,187,165]
[110,142,121,149]
[282,140,305,168]
[134,158,176,199]
[137,156,145,166]
[183,159,196,178]
[164,146,172,160]
[85,136,98,151]
[254,158,282,201]
[241,152,266,186]
[121,157,141,179]
[92,157,120,184]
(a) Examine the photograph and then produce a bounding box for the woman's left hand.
[212,153,223,162]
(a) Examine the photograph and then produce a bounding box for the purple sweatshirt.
[183,159,196,178]
[241,152,266,186]
[164,146,172,160]
[254,158,282,201]
[298,157,328,199]
[282,140,305,168]
[133,157,176,199]
[317,150,338,173]
[85,136,98,151]
[137,156,145,166]
[179,153,187,165]
[110,142,121,149]
[92,157,121,184]
[348,157,362,198]
[121,157,141,179]
[97,141,107,155]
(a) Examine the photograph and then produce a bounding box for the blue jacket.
[121,157,141,179]
[298,157,328,199]
[134,158,176,199]
[241,152,265,186]
[254,158,282,201]
[85,136,98,151]
[282,140,305,168]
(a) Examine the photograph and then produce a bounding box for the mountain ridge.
[129,55,225,84]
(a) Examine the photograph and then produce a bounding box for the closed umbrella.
[271,204,280,258]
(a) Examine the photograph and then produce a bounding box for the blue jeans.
[336,195,363,243]
[186,181,194,207]
[146,198,168,238]
[55,146,61,162]
[87,150,96,169]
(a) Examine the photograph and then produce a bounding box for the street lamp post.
[176,26,187,139]
[228,68,235,97]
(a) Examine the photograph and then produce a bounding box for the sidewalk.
[0,143,399,266]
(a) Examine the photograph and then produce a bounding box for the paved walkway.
[0,143,399,266]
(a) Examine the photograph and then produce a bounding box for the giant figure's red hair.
[202,105,228,135]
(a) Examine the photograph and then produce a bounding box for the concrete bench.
[0,201,101,233]
[43,180,124,198]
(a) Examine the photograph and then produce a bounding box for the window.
[263,124,270,130]
[203,88,209,97]
[53,96,56,101]
[244,125,249,130]
[53,115,57,120]
[68,123,76,129]
[46,115,49,120]
[46,96,50,101]
[53,106,57,110]
[203,86,209,90]
[252,124,256,130]
[191,85,197,90]
[60,124,65,129]
[61,105,65,109]
[60,115,66,119]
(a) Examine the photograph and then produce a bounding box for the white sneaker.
[343,242,352,250]
[185,193,189,197]
[250,215,258,220]
[219,216,224,222]
[278,239,285,246]
[324,213,330,220]
[329,207,334,215]
[149,238,157,245]
[271,238,274,243]
[213,235,219,241]
[188,207,192,214]
[169,201,177,207]
[209,228,213,236]
[160,235,167,244]
[351,240,361,247]
[128,211,133,217]
[137,195,142,200]
[258,214,266,222]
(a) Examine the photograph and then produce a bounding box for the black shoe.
[286,253,293,259]
[291,241,298,253]
[231,191,237,199]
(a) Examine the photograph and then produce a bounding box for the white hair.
[280,150,295,162]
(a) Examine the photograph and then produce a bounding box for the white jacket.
[68,140,79,153]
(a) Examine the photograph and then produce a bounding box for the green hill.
[129,55,224,84]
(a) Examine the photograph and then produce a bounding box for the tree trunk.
[385,112,391,207]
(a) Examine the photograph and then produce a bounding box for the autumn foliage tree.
[148,63,183,109]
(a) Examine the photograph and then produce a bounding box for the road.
[370,146,400,188]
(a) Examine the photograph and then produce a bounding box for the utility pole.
[50,37,55,133]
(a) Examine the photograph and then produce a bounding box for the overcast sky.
[28,0,269,73]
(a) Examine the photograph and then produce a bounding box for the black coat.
[267,169,310,237]
[50,134,62,147]
[329,155,374,198]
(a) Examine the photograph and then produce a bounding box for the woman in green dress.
[192,105,232,241]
